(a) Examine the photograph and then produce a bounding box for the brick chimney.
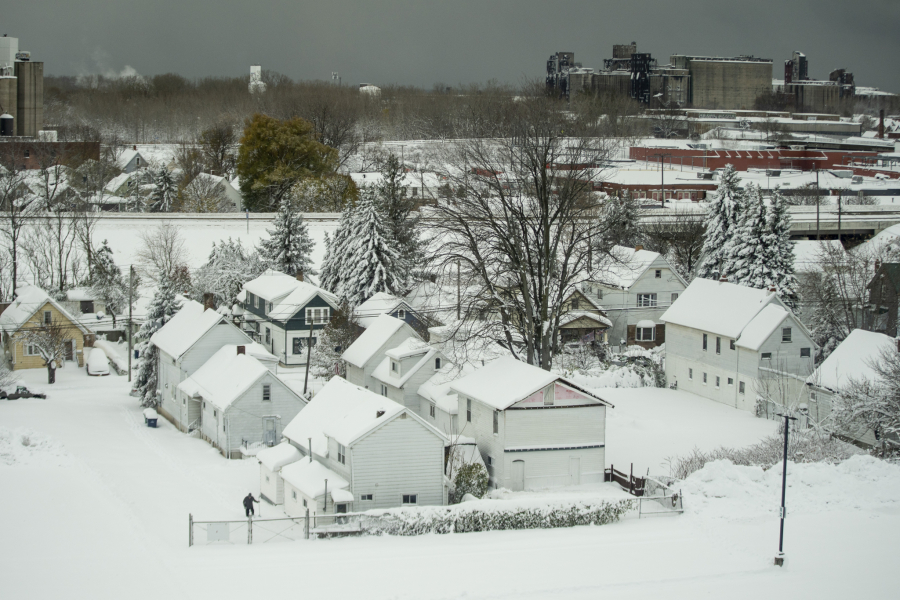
[719,275,728,283]
[296,270,304,282]
[236,345,245,355]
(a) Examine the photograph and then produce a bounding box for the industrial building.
[669,54,772,110]
[773,51,856,114]
[0,35,43,138]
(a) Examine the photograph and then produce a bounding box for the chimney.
[132,145,137,151]
[878,110,885,139]
[376,410,385,418]
[295,270,304,282]
[634,245,644,251]
[236,345,245,355]
[719,275,728,283]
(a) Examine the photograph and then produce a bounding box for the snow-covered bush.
[450,463,489,504]
[667,429,862,480]
[362,499,634,536]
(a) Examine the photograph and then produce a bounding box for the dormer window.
[391,360,399,373]
[397,309,406,320]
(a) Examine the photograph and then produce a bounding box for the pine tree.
[375,154,421,273]
[90,240,128,327]
[135,277,183,408]
[257,199,316,278]
[149,167,176,213]
[698,164,743,279]
[194,238,266,308]
[319,209,354,294]
[599,191,641,251]
[341,192,407,306]
[764,188,799,306]
[723,184,771,288]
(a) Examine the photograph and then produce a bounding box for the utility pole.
[456,261,461,321]
[837,192,842,243]
[651,153,672,207]
[815,168,820,241]
[302,312,316,396]
[774,412,798,567]
[128,265,134,383]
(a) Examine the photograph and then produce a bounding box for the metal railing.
[188,511,370,546]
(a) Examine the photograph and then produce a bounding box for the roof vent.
[237,345,246,355]
[376,410,385,418]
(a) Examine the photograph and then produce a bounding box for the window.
[397,309,406,320]
[761,352,772,360]
[380,384,388,397]
[716,337,721,355]
[266,301,273,314]
[337,443,346,465]
[360,494,373,501]
[730,339,735,351]
[727,378,734,386]
[486,456,493,467]
[702,373,707,385]
[702,333,708,351]
[782,327,792,343]
[800,348,811,358]
[24,344,39,356]
[391,360,399,373]
[262,384,271,401]
[266,475,270,483]
[688,368,693,380]
[543,387,553,406]
[265,327,270,344]
[303,499,307,507]
[255,295,260,308]
[571,299,580,309]
[637,293,657,307]
[429,404,435,418]
[43,310,52,324]
[402,494,417,505]
[493,410,499,434]
[636,326,655,342]
[434,357,442,370]
[655,269,662,278]
[292,490,297,500]
[213,410,217,418]
[305,307,330,324]
[24,149,30,158]
[671,292,679,303]
[715,376,720,389]
[810,391,817,402]
[466,398,472,422]
[739,381,745,394]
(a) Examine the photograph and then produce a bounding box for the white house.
[353,291,428,332]
[116,148,147,173]
[806,329,897,446]
[417,362,469,436]
[256,442,303,504]
[449,356,612,491]
[281,376,447,515]
[580,245,687,349]
[371,337,446,412]
[150,300,258,430]
[177,344,307,458]
[661,278,816,412]
[184,172,244,212]
[342,314,420,391]
[238,271,339,366]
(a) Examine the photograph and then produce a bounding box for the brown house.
[0,286,92,370]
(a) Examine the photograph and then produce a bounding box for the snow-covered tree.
[698,164,742,280]
[833,344,900,455]
[309,300,360,380]
[722,184,771,289]
[135,277,183,408]
[598,191,642,252]
[375,154,421,270]
[193,238,266,309]
[148,167,177,213]
[257,199,316,279]
[90,240,129,327]
[18,317,70,384]
[319,209,354,296]
[763,189,798,306]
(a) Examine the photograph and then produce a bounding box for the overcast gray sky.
[5,0,900,93]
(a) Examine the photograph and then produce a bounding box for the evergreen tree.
[194,238,266,308]
[135,277,183,408]
[764,189,799,306]
[149,167,177,213]
[341,192,407,306]
[698,164,743,279]
[319,209,353,294]
[375,154,421,273]
[90,240,129,327]
[257,199,316,278]
[599,191,641,251]
[723,184,771,288]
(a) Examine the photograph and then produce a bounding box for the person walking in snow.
[243,493,259,517]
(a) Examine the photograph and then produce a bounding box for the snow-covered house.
[116,148,147,173]
[557,289,612,346]
[257,442,303,504]
[238,271,339,367]
[371,337,446,414]
[61,288,105,317]
[580,246,687,350]
[449,357,613,491]
[417,362,465,435]
[661,278,816,412]
[342,314,421,391]
[0,285,92,370]
[806,329,897,446]
[177,344,307,458]
[281,376,447,515]
[353,291,427,332]
[184,172,244,212]
[150,300,258,430]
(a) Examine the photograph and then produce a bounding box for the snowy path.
[1,368,897,599]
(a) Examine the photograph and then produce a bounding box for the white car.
[86,347,110,376]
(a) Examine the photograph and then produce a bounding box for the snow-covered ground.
[1,368,897,599]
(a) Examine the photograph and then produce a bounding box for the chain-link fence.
[637,476,684,517]
[189,512,370,546]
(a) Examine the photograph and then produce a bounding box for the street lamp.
[774,412,798,567]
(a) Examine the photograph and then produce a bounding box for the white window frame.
[716,337,721,355]
[262,384,271,401]
[702,333,708,351]
[635,326,655,342]
[397,309,406,320]
[800,347,811,358]
[43,310,52,324]
[337,443,346,465]
[727,377,734,386]
[434,357,442,370]
[24,344,39,356]
[637,293,657,307]
[401,494,418,505]
[292,490,297,500]
[466,398,472,422]
[739,381,746,394]
[782,327,792,343]
[761,352,772,360]
[305,307,330,325]
[493,410,499,434]
[715,376,720,389]
[655,269,662,278]
[688,368,693,380]
[380,384,388,397]
[671,292,679,303]
[429,404,435,418]
[360,494,373,501]
[702,373,707,385]
[391,360,399,373]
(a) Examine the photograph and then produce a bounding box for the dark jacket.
[243,494,257,509]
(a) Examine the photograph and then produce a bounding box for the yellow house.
[0,286,92,370]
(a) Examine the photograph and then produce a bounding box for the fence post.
[248,518,252,544]
[189,513,193,547]
[305,508,310,540]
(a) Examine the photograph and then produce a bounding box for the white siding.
[419,397,456,437]
[222,373,307,457]
[259,464,285,504]
[505,406,606,448]
[353,328,419,392]
[504,447,605,490]
[459,396,507,487]
[351,414,445,509]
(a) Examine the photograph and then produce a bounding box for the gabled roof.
[559,311,612,328]
[238,270,337,319]
[282,377,406,454]
[256,441,302,472]
[808,329,896,391]
[240,271,306,303]
[661,278,783,339]
[735,304,790,351]
[177,345,297,411]
[341,314,417,369]
[150,301,247,359]
[449,356,612,411]
[418,362,475,416]
[372,344,437,390]
[0,285,90,335]
[269,282,337,320]
[353,292,414,327]
[594,245,673,290]
[280,459,349,499]
[104,172,133,192]
[116,149,144,170]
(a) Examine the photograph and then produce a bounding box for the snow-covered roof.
[385,337,430,361]
[282,377,405,454]
[241,271,307,302]
[280,459,349,499]
[65,287,98,302]
[330,488,354,503]
[418,362,471,416]
[268,282,337,320]
[257,442,302,472]
[341,314,415,369]
[0,285,89,335]
[856,223,900,256]
[372,345,438,389]
[559,311,612,328]
[661,278,783,339]
[353,292,409,327]
[734,304,789,351]
[116,149,144,170]
[595,246,664,290]
[177,345,291,411]
[151,301,244,359]
[104,172,132,192]
[793,240,843,272]
[808,329,896,391]
[449,356,610,411]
